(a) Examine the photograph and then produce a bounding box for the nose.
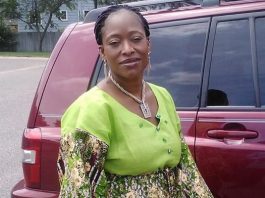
[122,41,135,55]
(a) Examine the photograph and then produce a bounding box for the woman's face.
[100,9,150,80]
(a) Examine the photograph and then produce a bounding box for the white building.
[17,0,96,32]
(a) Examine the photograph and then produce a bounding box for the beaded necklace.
[109,75,152,119]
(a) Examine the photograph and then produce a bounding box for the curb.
[0,56,49,60]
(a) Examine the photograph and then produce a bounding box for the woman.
[58,5,213,198]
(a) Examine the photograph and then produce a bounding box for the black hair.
[94,5,150,45]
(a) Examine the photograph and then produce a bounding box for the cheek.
[142,48,150,64]
[140,54,149,70]
[104,49,118,63]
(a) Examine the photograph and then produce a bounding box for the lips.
[120,58,140,66]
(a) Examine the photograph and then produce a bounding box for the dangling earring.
[103,59,110,78]
[147,51,151,74]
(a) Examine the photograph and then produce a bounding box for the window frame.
[255,16,265,108]
[60,10,68,22]
[83,10,89,18]
[201,11,265,110]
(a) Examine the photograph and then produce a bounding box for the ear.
[99,45,105,60]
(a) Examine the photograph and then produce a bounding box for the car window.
[208,19,255,106]
[146,22,208,108]
[256,17,265,107]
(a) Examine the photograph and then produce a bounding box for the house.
[17,0,96,51]
[4,19,18,32]
[18,0,95,32]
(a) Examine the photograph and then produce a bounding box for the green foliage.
[1,0,76,31]
[0,20,16,51]
[1,0,77,51]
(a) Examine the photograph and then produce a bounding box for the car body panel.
[196,111,265,198]
[11,180,58,198]
[40,128,61,191]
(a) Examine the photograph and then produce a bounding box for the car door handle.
[207,130,258,139]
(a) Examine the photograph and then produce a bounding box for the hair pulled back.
[94,5,150,45]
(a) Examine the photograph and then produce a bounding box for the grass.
[0,51,51,58]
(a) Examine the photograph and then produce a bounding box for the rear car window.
[208,19,255,106]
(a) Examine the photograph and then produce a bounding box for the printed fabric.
[58,129,213,197]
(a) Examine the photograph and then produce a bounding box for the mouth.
[120,58,141,66]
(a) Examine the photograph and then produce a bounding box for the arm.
[58,129,109,198]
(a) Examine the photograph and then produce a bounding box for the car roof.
[84,0,203,23]
[84,0,265,23]
[145,0,265,24]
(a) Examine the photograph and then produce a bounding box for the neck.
[109,74,143,96]
[109,74,151,119]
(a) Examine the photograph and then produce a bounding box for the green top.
[58,83,214,197]
[61,83,181,176]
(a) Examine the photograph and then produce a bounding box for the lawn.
[0,51,51,58]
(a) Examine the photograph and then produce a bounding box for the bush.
[0,21,16,51]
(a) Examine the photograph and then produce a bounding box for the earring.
[147,51,152,74]
[103,59,109,78]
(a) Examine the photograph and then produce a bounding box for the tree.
[1,0,76,51]
[0,10,16,51]
[92,0,98,8]
[0,21,16,51]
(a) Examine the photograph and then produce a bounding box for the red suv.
[11,0,265,197]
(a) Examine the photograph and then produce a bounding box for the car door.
[196,12,265,198]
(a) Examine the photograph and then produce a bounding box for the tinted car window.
[208,19,255,106]
[256,17,265,106]
[146,22,208,108]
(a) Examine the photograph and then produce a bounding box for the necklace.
[109,75,152,119]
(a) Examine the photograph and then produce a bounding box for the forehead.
[102,9,144,35]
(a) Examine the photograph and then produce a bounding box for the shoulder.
[61,86,112,129]
[148,82,173,102]
[148,82,167,93]
[68,86,112,111]
[61,86,113,144]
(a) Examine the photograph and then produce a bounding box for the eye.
[132,36,143,42]
[108,39,120,46]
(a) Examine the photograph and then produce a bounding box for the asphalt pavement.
[0,56,48,198]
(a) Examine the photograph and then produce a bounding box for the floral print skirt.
[105,167,181,198]
[58,130,213,198]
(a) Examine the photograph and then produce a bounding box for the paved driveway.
[0,57,48,198]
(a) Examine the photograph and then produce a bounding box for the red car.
[11,0,265,197]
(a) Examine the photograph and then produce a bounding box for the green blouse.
[58,83,213,198]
